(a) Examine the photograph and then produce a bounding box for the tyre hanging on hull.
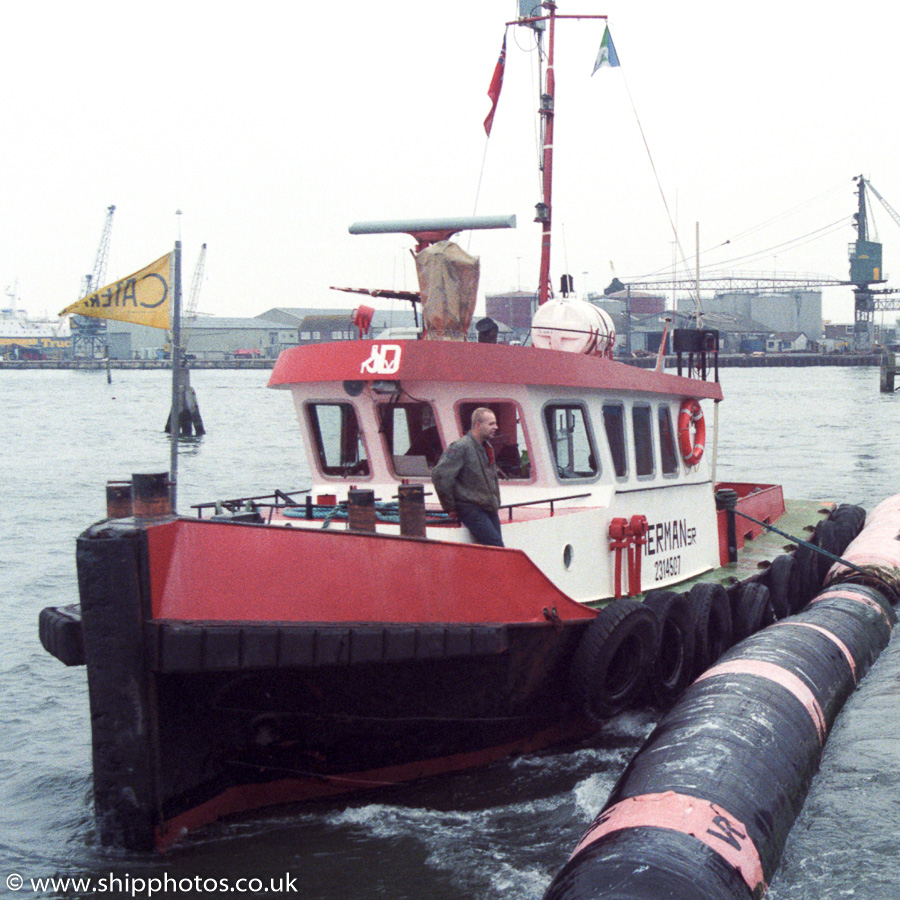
[643,590,695,707]
[688,582,732,677]
[730,582,775,642]
[763,553,795,618]
[569,599,659,721]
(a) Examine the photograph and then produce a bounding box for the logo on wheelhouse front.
[360,344,402,375]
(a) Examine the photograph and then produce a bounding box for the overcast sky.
[3,1,898,325]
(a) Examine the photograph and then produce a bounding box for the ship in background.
[0,288,71,360]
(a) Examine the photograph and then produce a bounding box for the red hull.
[63,517,597,851]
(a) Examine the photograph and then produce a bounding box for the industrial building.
[486,287,834,356]
[676,290,823,343]
[105,306,421,360]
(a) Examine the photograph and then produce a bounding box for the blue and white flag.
[591,25,620,74]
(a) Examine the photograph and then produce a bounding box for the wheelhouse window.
[306,402,369,477]
[658,405,679,475]
[543,403,598,480]
[603,403,627,479]
[632,405,655,478]
[378,401,442,477]
[458,401,532,479]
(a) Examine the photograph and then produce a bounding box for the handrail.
[191,488,311,518]
[194,488,594,526]
[500,492,592,521]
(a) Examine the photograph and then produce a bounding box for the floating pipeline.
[824,493,900,600]
[543,504,900,900]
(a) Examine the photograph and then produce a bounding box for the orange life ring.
[677,399,705,466]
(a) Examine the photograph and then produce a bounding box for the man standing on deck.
[431,407,504,547]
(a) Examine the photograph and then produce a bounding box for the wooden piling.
[880,349,898,393]
[165,367,205,436]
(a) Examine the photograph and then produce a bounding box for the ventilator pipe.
[715,489,739,564]
[543,579,895,900]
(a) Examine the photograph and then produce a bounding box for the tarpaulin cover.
[415,241,479,340]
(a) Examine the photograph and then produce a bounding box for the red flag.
[483,33,507,137]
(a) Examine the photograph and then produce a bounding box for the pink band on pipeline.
[773,621,856,683]
[810,588,893,629]
[696,659,826,743]
[571,790,766,895]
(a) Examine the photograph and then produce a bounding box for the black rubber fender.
[38,604,85,666]
[812,519,842,584]
[731,583,775,641]
[688,582,733,676]
[765,553,795,618]
[643,590,695,707]
[790,543,820,610]
[568,599,659,721]
[827,503,866,552]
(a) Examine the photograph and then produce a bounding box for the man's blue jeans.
[457,504,504,547]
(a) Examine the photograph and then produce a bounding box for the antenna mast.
[514,4,607,306]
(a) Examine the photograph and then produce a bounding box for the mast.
[515,3,607,306]
[536,2,556,306]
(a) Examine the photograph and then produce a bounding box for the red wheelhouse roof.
[268,340,723,400]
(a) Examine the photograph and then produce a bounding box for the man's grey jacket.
[431,433,501,514]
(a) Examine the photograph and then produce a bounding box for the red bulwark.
[145,519,597,625]
[716,482,785,565]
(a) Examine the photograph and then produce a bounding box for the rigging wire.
[700,217,852,271]
[637,182,850,275]
[720,181,848,246]
[602,58,698,303]
[614,62,851,294]
[469,137,494,254]
[641,216,853,280]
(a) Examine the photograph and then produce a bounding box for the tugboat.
[38,4,845,851]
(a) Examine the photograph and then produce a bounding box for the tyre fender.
[732,582,775,642]
[828,504,866,553]
[569,599,660,721]
[643,590,695,706]
[688,582,733,676]
[812,519,841,584]
[766,553,795,618]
